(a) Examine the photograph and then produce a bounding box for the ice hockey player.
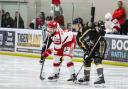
[40,21,77,82]
[72,18,107,85]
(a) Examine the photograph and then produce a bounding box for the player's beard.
[77,24,82,32]
[73,24,80,32]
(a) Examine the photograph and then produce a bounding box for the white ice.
[0,55,128,89]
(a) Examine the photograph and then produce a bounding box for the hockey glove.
[84,54,89,59]
[83,50,89,59]
[42,49,52,58]
[40,56,45,63]
[83,52,93,66]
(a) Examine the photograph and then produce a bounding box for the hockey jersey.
[76,26,106,53]
[50,28,75,50]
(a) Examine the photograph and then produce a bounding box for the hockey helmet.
[46,16,53,21]
[105,12,112,21]
[47,21,58,28]
[73,18,83,24]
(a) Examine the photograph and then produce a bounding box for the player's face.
[117,1,122,8]
[73,24,80,32]
[47,27,56,35]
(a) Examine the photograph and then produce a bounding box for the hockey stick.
[76,36,102,78]
[40,29,49,80]
[71,2,74,26]
[40,39,49,80]
[70,2,74,31]
[76,64,84,77]
[40,59,45,80]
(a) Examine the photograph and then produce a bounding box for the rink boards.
[0,28,128,66]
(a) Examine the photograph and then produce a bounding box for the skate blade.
[48,79,58,82]
[40,76,45,80]
[94,83,106,88]
[73,80,77,83]
[75,81,90,85]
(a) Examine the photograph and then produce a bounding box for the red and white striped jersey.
[50,28,75,50]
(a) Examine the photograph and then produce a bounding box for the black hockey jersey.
[76,26,106,54]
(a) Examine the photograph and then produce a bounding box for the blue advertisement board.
[0,30,15,52]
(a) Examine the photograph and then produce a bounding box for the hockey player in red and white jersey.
[40,21,76,81]
[105,12,121,34]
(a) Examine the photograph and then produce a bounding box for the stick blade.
[40,76,45,80]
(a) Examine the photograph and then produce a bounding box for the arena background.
[0,0,128,28]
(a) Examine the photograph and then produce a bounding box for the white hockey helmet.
[105,12,112,21]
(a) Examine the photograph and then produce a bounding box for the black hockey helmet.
[46,16,53,21]
[73,18,83,25]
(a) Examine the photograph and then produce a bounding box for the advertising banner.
[73,44,84,58]
[105,35,128,62]
[0,31,4,46]
[16,29,43,53]
[0,30,15,52]
[0,28,127,62]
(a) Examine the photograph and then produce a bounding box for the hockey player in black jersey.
[72,18,107,85]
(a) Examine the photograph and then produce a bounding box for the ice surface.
[0,55,128,89]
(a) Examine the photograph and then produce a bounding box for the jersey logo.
[52,35,61,44]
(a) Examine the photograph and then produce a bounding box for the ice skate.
[94,77,105,87]
[67,73,77,82]
[48,73,59,81]
[78,75,90,85]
